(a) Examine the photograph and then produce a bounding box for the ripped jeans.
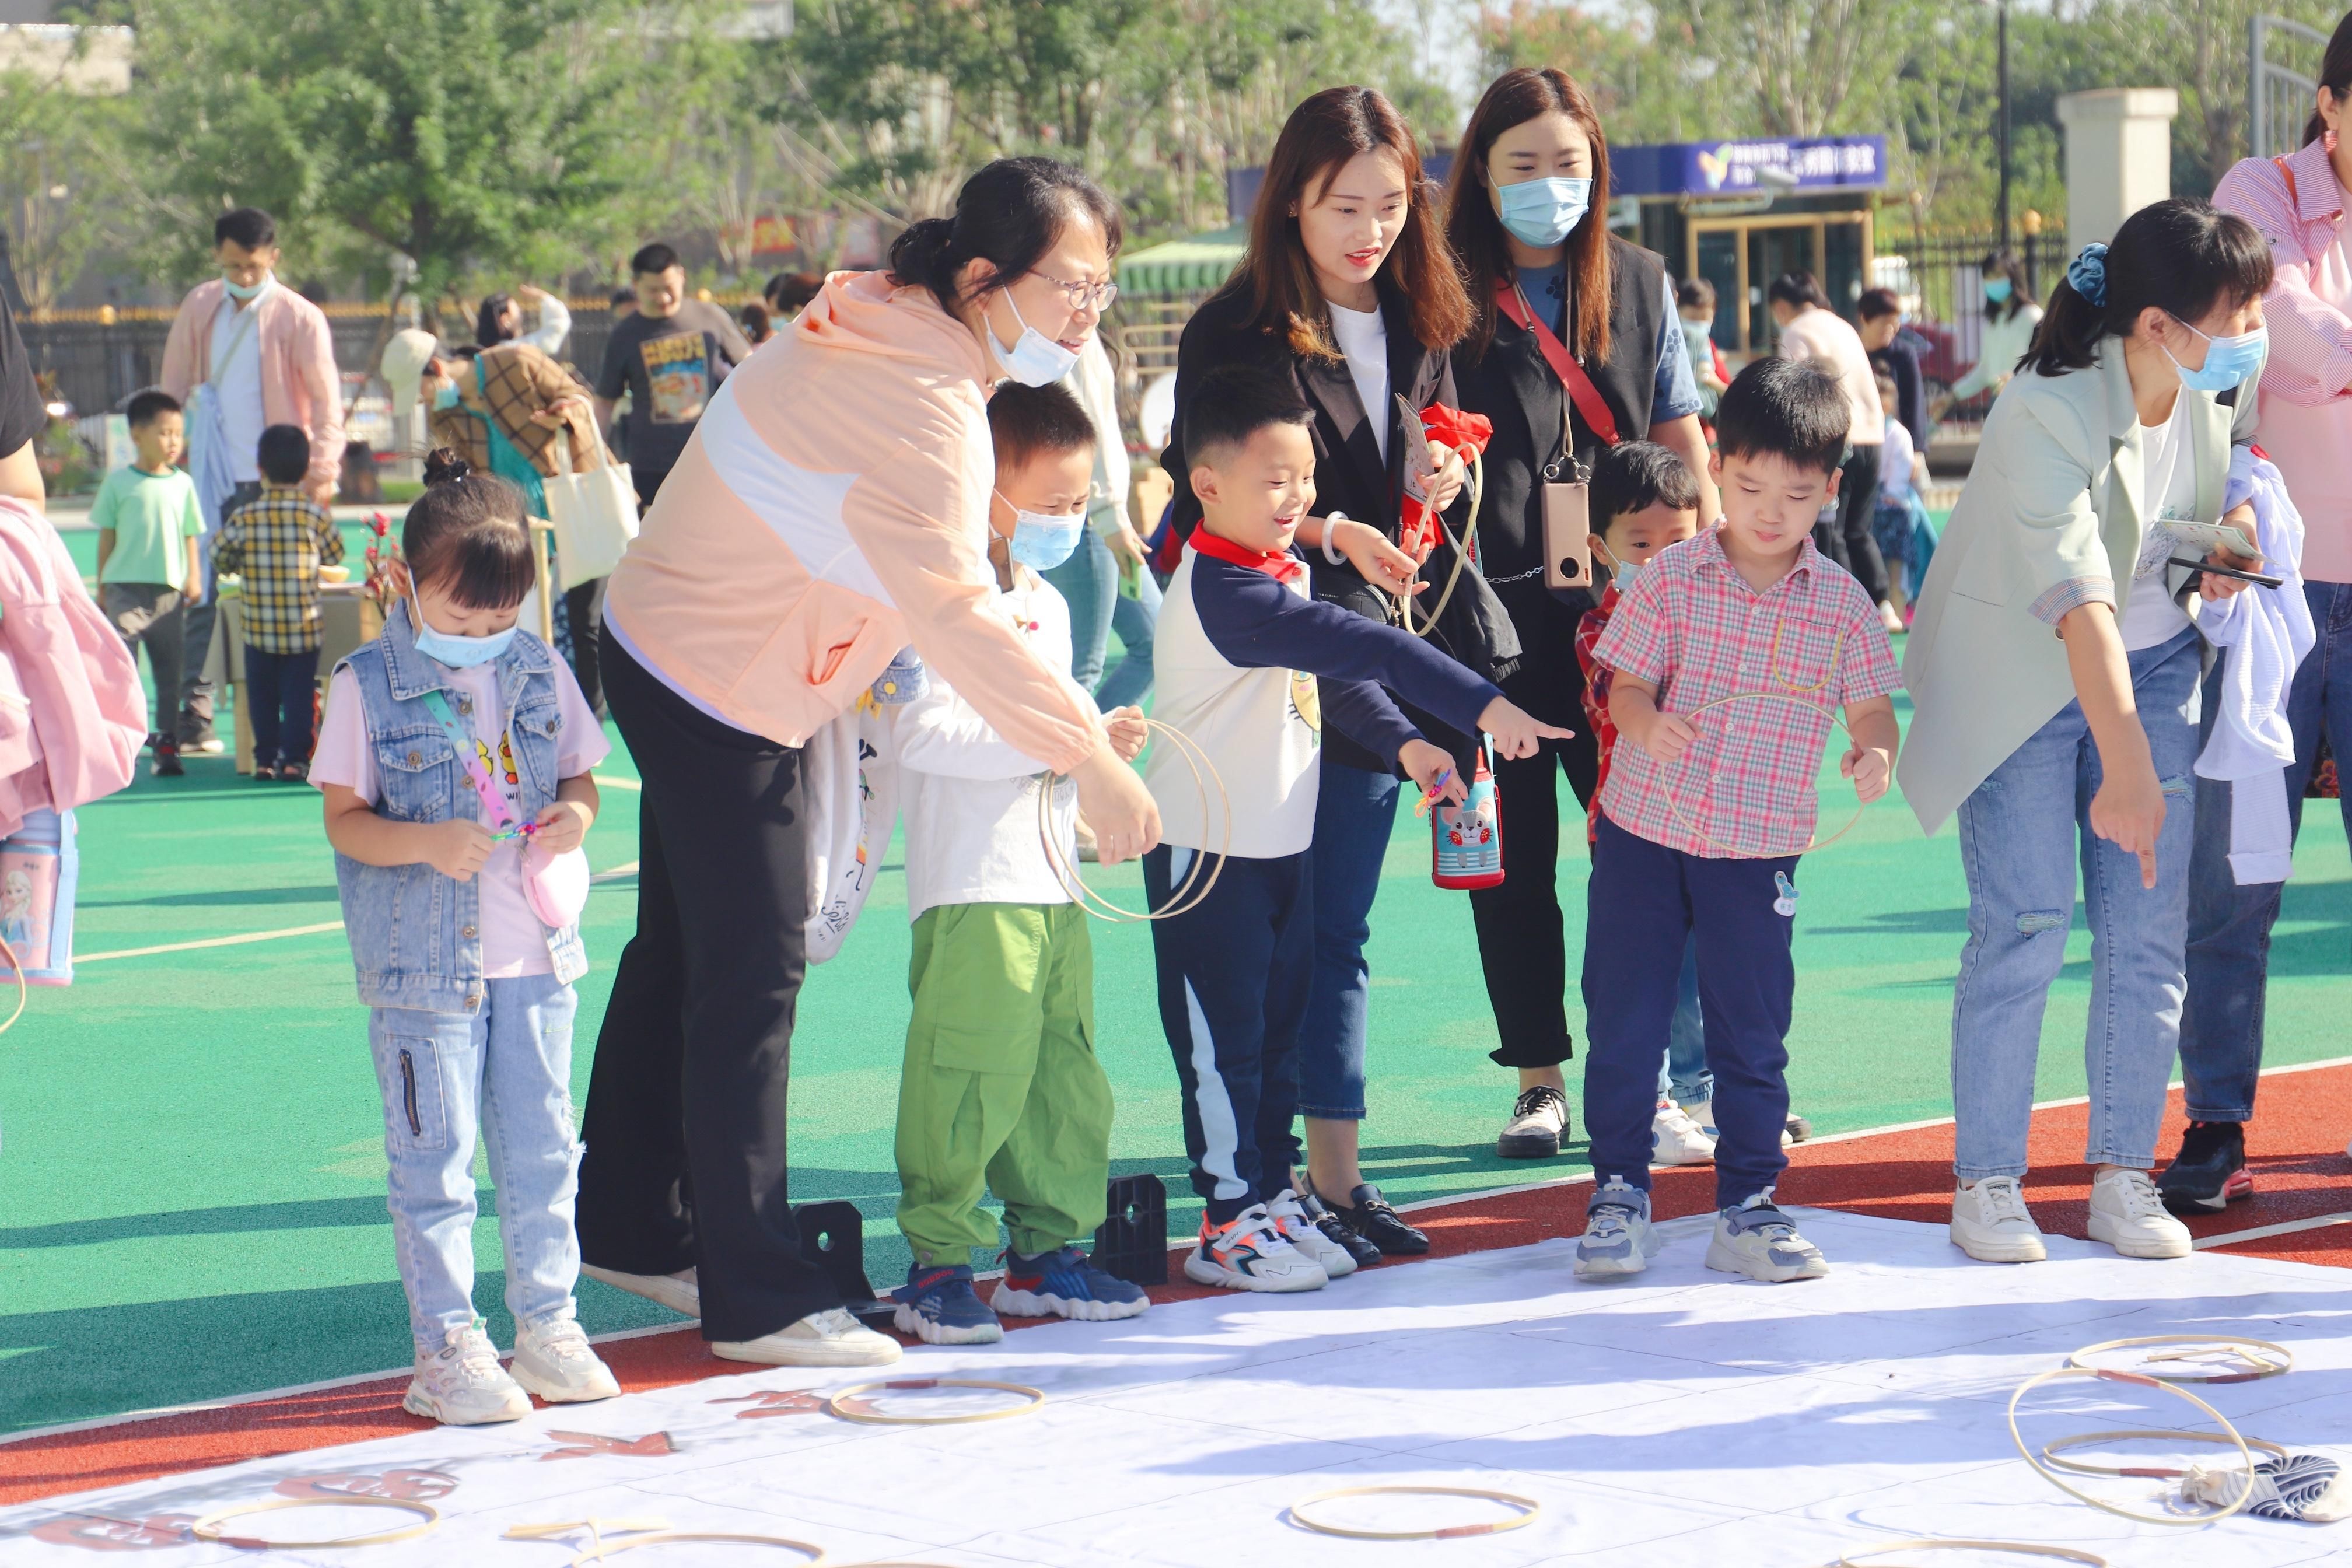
[1950,627,2200,1181]
[368,974,584,1352]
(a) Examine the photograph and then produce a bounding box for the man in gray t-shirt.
[594,242,751,510]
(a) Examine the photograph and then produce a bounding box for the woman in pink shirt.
[2188,12,2352,1210]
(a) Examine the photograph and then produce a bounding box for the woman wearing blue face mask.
[1440,66,1720,1166]
[1902,198,2273,1268]
[1937,247,2043,419]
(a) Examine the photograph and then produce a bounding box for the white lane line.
[2194,1210,2352,1251]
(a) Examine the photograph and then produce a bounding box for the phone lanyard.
[419,688,533,842]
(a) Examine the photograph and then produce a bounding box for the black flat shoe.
[1324,1181,1429,1256]
[1297,1188,1383,1269]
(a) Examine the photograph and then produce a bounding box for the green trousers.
[896,902,1112,1264]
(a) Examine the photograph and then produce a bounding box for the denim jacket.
[333,603,587,1011]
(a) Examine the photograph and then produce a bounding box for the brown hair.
[1212,85,1470,362]
[1444,68,1615,362]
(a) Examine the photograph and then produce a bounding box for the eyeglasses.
[1030,270,1119,313]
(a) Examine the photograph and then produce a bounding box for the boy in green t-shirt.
[93,389,205,776]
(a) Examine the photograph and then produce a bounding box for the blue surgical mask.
[1496,176,1593,249]
[989,291,1080,387]
[1983,278,2013,305]
[2166,318,2268,394]
[222,273,272,302]
[410,593,518,668]
[1602,549,1642,597]
[998,493,1084,570]
[431,383,461,411]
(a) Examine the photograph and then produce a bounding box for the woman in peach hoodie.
[576,158,1158,1367]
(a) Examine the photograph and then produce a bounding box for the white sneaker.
[1497,1084,1568,1158]
[1950,1177,2048,1263]
[511,1314,621,1402]
[1182,1204,1328,1292]
[404,1321,532,1426]
[1704,1196,1830,1282]
[1266,1189,1357,1278]
[1682,1098,1797,1149]
[1651,1102,1717,1166]
[581,1263,699,1317]
[712,1307,904,1367]
[1574,1179,1662,1280]
[2086,1168,2193,1259]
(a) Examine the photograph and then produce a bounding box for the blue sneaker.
[993,1247,1150,1322]
[1574,1178,1661,1280]
[891,1263,1003,1345]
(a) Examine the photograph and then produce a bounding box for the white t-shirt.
[2119,398,2198,652]
[1327,301,1390,463]
[211,285,272,484]
[312,654,611,976]
[894,570,1088,921]
[1878,415,1916,503]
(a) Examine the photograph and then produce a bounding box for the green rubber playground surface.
[8,540,2352,1434]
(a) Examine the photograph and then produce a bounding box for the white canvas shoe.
[712,1307,904,1367]
[511,1314,621,1402]
[1497,1085,1568,1158]
[1950,1177,2048,1263]
[581,1264,699,1317]
[2086,1168,2193,1259]
[1266,1189,1358,1278]
[403,1321,531,1426]
[1651,1102,1717,1166]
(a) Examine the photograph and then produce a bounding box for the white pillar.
[2056,89,2180,247]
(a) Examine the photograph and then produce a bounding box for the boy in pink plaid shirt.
[1576,359,1902,1284]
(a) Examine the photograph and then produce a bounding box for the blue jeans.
[244,643,318,769]
[1044,530,1159,706]
[1658,937,1712,1104]
[2180,580,2352,1121]
[1297,762,1401,1121]
[1098,559,1161,711]
[1951,628,2200,1180]
[369,973,583,1351]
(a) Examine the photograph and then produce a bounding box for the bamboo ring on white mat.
[2041,1428,2290,1478]
[561,1532,824,1565]
[825,1378,1046,1426]
[1838,1541,2108,1567]
[1659,690,1870,858]
[1039,719,1229,923]
[1286,1485,1540,1541]
[2064,1335,2293,1384]
[2008,1366,2255,1524]
[190,1495,439,1548]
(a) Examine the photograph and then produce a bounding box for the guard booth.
[1611,136,1888,358]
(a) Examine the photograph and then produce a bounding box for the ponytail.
[887,156,1122,314]
[2018,199,2272,378]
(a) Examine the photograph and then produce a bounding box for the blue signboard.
[1612,136,1886,198]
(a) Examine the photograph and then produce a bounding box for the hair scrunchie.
[2067,243,2109,309]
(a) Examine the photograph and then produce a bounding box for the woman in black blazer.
[1441,67,1721,1165]
[1161,85,1517,1266]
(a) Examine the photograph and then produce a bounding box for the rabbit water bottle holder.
[1421,741,1503,891]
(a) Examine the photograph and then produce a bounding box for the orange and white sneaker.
[1182,1203,1328,1293]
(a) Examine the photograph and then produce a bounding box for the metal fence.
[1872,225,2068,432]
[2252,15,2328,161]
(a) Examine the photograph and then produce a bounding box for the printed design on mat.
[541,1429,677,1461]
[274,1468,457,1502]
[31,1512,200,1550]
[710,1389,828,1419]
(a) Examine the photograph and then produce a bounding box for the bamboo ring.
[190,1495,439,1548]
[2064,1335,2293,1384]
[2008,1366,2255,1524]
[1399,453,1486,640]
[562,1533,824,1565]
[1286,1484,1541,1541]
[0,932,26,1036]
[1660,691,1870,858]
[2041,1428,2289,1478]
[1838,1542,2108,1567]
[1040,719,1230,923]
[825,1378,1045,1426]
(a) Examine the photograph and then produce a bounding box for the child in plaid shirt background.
[1575,359,1901,1286]
[213,424,345,780]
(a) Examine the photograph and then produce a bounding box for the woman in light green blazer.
[1899,200,2272,1268]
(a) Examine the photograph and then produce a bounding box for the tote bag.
[542,412,639,592]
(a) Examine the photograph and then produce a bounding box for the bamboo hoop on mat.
[560,1533,824,1565]
[0,933,24,1037]
[825,1378,1045,1427]
[2041,1429,2289,1478]
[1040,719,1230,923]
[1398,453,1485,640]
[1659,691,1870,858]
[2064,1335,2293,1384]
[1286,1485,1540,1541]
[190,1496,439,1548]
[506,1520,674,1558]
[2008,1366,2256,1524]
[1838,1542,2109,1567]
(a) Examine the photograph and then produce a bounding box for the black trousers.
[1812,443,1889,604]
[1468,590,1601,1070]
[575,630,841,1341]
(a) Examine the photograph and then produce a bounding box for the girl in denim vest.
[313,450,617,1424]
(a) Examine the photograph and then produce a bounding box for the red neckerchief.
[1188,526,1304,583]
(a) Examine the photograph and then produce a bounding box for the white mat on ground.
[10,1210,2352,1566]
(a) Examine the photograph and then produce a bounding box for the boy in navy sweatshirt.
[1144,365,1568,1292]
